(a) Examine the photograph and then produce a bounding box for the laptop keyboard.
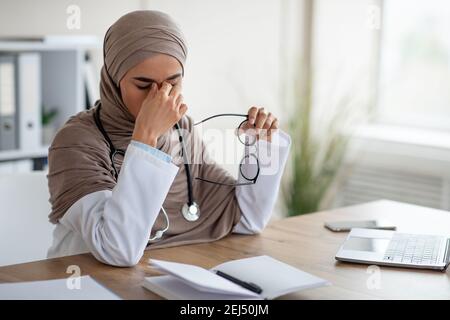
[383,233,442,265]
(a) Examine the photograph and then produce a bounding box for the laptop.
[335,228,450,271]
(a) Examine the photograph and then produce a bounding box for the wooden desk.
[0,200,449,299]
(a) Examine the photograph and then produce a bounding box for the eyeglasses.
[110,114,261,186]
[191,113,260,187]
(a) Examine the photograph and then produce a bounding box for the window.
[377,0,450,132]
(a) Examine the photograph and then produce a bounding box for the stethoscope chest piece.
[182,202,200,222]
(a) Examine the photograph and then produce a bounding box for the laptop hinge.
[444,238,450,271]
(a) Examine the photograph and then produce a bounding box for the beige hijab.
[47,10,241,249]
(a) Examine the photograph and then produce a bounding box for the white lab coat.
[47,130,291,267]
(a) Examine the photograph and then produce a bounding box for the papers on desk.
[0,275,121,300]
[143,255,330,300]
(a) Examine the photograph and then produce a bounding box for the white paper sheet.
[0,275,121,300]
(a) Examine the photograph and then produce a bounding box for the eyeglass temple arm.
[194,113,248,126]
[194,177,255,186]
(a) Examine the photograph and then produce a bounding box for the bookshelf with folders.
[0,36,100,172]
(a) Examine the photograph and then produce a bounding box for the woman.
[47,10,291,267]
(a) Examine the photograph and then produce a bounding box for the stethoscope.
[93,104,200,241]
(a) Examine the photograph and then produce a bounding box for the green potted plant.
[282,71,361,216]
[42,106,58,146]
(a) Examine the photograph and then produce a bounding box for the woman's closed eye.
[136,82,152,90]
[136,82,177,90]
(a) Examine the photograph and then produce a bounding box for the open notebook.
[143,255,330,300]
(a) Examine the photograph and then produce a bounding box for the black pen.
[215,270,263,294]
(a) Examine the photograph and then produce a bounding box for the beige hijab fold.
[47,10,242,249]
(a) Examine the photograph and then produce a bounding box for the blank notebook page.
[211,255,330,299]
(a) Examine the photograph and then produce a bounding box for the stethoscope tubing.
[93,105,197,235]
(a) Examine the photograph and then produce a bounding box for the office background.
[0,0,449,266]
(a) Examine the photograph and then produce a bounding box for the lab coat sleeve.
[130,140,172,163]
[232,130,291,234]
[58,143,179,267]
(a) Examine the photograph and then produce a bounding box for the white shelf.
[0,147,49,162]
[0,36,100,52]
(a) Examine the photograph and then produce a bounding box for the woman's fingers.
[170,82,182,101]
[271,119,279,129]
[145,82,158,100]
[175,93,184,109]
[159,81,173,96]
[261,112,275,140]
[254,108,268,130]
[133,79,188,147]
[179,103,188,117]
[267,118,279,141]
[242,106,279,142]
[263,112,275,129]
[247,106,258,126]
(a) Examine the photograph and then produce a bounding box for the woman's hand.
[132,81,187,147]
[241,106,279,142]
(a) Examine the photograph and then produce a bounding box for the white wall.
[0,0,290,122]
[0,0,142,36]
[0,0,143,69]
[141,0,285,123]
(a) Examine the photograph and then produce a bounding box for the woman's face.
[119,54,183,118]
